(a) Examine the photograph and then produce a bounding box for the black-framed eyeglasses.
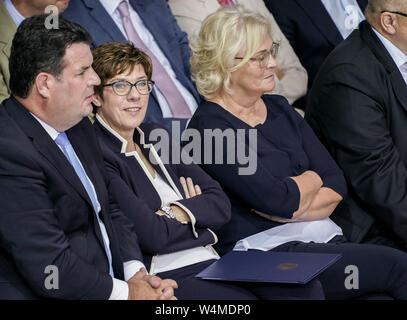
[381,10,407,18]
[103,79,155,96]
[235,41,280,68]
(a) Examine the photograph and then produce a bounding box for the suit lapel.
[128,0,200,102]
[4,99,94,209]
[66,122,111,224]
[83,0,126,42]
[390,73,407,112]
[67,120,124,277]
[138,125,184,199]
[95,119,166,205]
[95,118,184,203]
[360,21,407,112]
[66,122,102,206]
[0,1,16,60]
[295,0,343,47]
[138,140,177,189]
[0,39,12,60]
[129,0,176,71]
[357,0,368,12]
[6,101,122,276]
[32,131,110,255]
[140,144,185,200]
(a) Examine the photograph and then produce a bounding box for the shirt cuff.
[109,278,129,300]
[108,261,146,300]
[123,260,147,281]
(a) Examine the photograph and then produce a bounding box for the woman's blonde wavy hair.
[190,5,271,99]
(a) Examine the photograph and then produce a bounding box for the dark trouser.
[0,282,39,300]
[362,221,407,252]
[271,235,407,299]
[157,259,325,300]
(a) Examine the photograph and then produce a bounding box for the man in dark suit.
[62,0,201,132]
[0,14,177,300]
[305,0,407,251]
[264,0,368,109]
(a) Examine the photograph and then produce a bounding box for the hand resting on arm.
[256,170,343,223]
[155,177,202,223]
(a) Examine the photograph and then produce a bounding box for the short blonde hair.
[190,6,271,99]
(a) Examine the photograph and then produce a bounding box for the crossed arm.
[156,176,202,222]
[190,108,347,223]
[263,170,343,223]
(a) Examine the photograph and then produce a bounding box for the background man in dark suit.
[264,0,368,109]
[306,0,407,251]
[63,0,201,132]
[0,14,177,300]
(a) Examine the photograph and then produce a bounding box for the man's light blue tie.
[55,132,114,277]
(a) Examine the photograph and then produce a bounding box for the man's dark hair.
[9,15,93,98]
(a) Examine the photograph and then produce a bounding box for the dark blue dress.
[188,94,407,299]
[188,94,347,254]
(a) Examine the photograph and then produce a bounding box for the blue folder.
[195,250,341,284]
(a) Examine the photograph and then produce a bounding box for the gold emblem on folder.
[277,263,299,270]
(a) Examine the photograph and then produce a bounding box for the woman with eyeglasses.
[90,41,326,299]
[187,6,407,299]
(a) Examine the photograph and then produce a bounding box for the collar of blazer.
[3,97,126,279]
[3,97,100,211]
[81,0,127,43]
[295,0,345,47]
[0,1,16,58]
[94,115,183,200]
[356,0,368,12]
[359,20,407,110]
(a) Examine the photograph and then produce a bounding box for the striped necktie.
[117,1,192,118]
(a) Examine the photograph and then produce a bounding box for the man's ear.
[35,72,53,98]
[380,12,398,35]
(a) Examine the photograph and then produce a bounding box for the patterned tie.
[55,132,114,277]
[217,0,235,6]
[117,1,192,118]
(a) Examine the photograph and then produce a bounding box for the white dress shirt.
[31,114,145,300]
[372,27,407,86]
[321,0,365,39]
[99,0,198,118]
[4,0,25,27]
